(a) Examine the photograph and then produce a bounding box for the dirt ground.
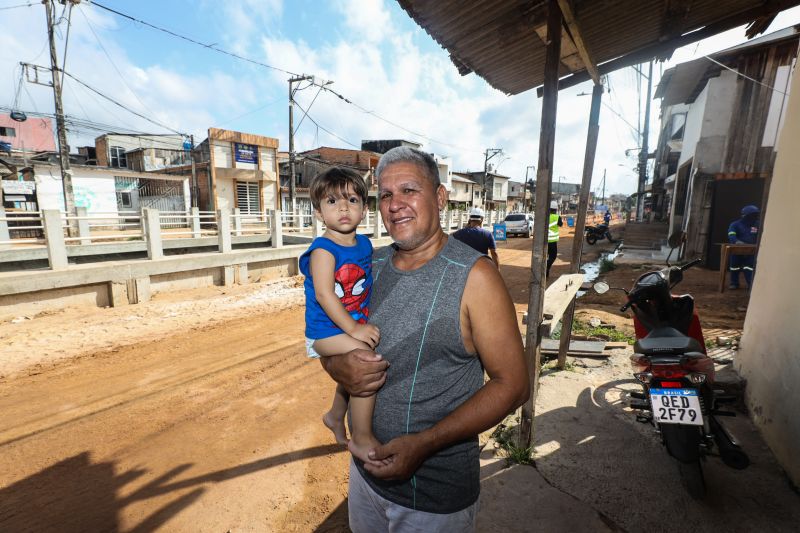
[1,222,797,532]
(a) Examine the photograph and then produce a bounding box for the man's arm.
[320,349,388,397]
[489,248,499,266]
[365,258,529,479]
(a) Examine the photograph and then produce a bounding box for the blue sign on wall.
[493,223,507,241]
[234,143,258,164]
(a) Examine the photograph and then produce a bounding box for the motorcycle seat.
[634,327,704,355]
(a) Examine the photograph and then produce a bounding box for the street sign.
[493,223,507,241]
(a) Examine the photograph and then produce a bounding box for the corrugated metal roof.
[655,25,799,106]
[396,0,800,95]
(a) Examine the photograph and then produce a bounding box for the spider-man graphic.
[334,263,370,323]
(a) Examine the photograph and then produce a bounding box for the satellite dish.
[10,111,27,122]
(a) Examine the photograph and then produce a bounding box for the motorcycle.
[584,223,613,245]
[593,232,749,499]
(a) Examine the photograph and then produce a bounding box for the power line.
[294,86,323,135]
[90,1,298,77]
[88,1,486,157]
[703,55,789,95]
[292,100,359,149]
[0,2,35,11]
[61,69,187,135]
[78,7,167,123]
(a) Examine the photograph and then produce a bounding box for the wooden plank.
[542,339,606,353]
[556,0,601,84]
[540,273,584,337]
[519,0,562,450]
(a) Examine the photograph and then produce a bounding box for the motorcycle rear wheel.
[677,460,705,499]
[585,233,598,245]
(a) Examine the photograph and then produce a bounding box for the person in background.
[547,200,563,277]
[603,209,611,225]
[452,207,499,266]
[727,204,760,290]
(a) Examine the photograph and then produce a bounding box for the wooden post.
[519,0,562,449]
[558,83,604,368]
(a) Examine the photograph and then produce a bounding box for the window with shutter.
[236,181,260,213]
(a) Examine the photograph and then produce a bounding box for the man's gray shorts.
[348,459,479,532]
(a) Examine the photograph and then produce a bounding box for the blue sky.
[2,0,799,195]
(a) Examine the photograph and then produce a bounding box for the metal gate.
[236,181,260,214]
[115,176,186,228]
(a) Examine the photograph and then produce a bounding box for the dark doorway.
[705,178,765,270]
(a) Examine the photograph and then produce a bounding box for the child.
[299,167,382,464]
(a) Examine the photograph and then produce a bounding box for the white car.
[504,213,534,237]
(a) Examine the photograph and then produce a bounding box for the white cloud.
[333,0,393,43]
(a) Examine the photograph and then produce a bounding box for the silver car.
[504,213,534,237]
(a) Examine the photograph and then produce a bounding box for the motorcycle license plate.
[650,388,703,426]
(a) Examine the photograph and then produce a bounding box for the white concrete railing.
[4,206,518,270]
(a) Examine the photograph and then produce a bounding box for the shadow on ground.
[0,444,342,532]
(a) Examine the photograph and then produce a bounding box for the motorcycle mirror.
[593,281,610,294]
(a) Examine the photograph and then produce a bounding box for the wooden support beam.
[518,0,562,450]
[556,0,600,85]
[557,82,604,369]
[536,0,800,96]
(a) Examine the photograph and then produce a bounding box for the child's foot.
[322,412,348,445]
[348,434,387,466]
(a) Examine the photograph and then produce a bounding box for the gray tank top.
[355,236,484,514]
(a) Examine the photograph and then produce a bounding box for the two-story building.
[652,26,798,267]
[450,173,481,211]
[196,128,280,214]
[464,170,509,212]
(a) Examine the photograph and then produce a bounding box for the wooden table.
[719,243,757,292]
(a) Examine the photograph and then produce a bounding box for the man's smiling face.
[378,162,446,251]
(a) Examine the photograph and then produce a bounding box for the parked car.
[503,213,534,237]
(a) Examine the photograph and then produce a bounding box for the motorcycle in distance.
[592,232,749,499]
[584,223,614,245]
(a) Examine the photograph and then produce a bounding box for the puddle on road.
[577,245,621,298]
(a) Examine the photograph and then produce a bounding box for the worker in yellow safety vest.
[547,200,563,277]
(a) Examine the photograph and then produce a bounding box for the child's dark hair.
[309,167,368,210]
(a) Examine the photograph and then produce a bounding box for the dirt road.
[2,224,797,531]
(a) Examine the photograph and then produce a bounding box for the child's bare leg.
[323,383,349,445]
[314,334,381,463]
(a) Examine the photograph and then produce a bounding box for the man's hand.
[363,433,430,480]
[349,323,381,349]
[321,348,388,397]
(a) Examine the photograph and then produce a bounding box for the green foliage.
[705,338,717,349]
[492,424,534,466]
[566,319,635,344]
[599,257,617,274]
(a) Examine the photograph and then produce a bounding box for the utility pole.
[483,148,502,210]
[288,74,314,217]
[636,60,654,222]
[522,165,535,211]
[44,0,78,235]
[601,168,606,206]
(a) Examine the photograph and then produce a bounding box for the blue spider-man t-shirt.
[299,234,373,340]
